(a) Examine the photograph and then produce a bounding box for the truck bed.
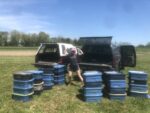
[79,62,114,72]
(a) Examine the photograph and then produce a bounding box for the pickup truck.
[79,36,136,71]
[35,37,136,72]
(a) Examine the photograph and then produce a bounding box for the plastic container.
[83,87,103,95]
[12,71,34,102]
[12,92,34,102]
[83,71,102,83]
[53,65,65,75]
[128,79,147,85]
[104,71,125,80]
[129,84,148,92]
[85,81,103,87]
[109,88,126,94]
[129,91,148,98]
[39,68,54,74]
[128,71,148,81]
[108,80,126,88]
[43,73,54,89]
[26,70,43,80]
[109,93,126,101]
[84,93,103,102]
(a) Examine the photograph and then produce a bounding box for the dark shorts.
[68,64,79,72]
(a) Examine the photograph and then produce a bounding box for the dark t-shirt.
[68,54,79,71]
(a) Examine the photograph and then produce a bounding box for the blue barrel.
[129,91,148,98]
[12,71,34,102]
[26,70,44,94]
[43,73,54,89]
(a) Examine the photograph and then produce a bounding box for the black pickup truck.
[34,37,136,72]
[79,36,136,72]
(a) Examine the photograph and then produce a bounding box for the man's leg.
[67,70,73,84]
[76,69,83,82]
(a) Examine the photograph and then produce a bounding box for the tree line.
[0,30,80,47]
[0,30,149,47]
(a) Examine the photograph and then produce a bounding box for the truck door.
[120,45,136,67]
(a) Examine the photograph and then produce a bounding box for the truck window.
[38,45,45,54]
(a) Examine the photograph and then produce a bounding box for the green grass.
[0,48,150,113]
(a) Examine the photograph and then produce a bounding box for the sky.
[0,0,150,45]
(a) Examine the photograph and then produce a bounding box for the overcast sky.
[0,0,150,45]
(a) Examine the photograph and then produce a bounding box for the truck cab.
[35,43,83,64]
[79,37,136,71]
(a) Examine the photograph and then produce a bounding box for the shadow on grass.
[76,93,84,102]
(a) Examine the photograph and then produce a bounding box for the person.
[66,48,84,86]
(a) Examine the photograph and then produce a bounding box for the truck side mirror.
[120,45,136,67]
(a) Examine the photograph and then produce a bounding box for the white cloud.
[0,13,56,34]
[0,0,58,34]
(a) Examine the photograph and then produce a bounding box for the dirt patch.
[0,50,36,56]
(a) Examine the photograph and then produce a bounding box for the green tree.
[9,30,21,46]
[0,32,8,46]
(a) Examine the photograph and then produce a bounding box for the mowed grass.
[0,48,150,113]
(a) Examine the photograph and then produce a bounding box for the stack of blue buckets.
[27,70,44,94]
[82,71,103,102]
[104,71,126,101]
[53,65,65,85]
[39,67,54,89]
[12,71,34,102]
[128,71,148,98]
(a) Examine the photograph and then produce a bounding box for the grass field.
[0,48,150,113]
